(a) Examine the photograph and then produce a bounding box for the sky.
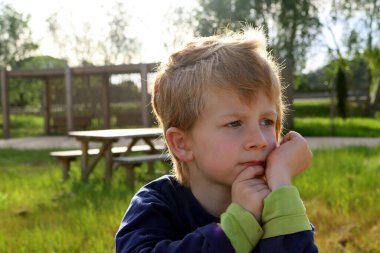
[1,0,346,72]
[1,0,198,65]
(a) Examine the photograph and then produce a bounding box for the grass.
[0,114,44,138]
[0,146,379,252]
[293,98,366,118]
[0,149,167,252]
[294,117,380,137]
[292,98,380,137]
[295,146,380,252]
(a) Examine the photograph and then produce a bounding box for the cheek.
[195,135,235,164]
[269,140,277,153]
[265,131,278,151]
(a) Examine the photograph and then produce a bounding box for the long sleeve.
[115,176,235,253]
[115,203,234,252]
[220,186,318,253]
[253,185,318,252]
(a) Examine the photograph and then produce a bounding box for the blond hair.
[152,28,286,186]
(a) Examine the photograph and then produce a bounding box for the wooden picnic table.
[68,128,163,182]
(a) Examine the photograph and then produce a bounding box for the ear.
[165,127,193,162]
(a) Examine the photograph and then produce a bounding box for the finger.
[246,177,267,185]
[244,179,271,194]
[235,166,265,183]
[250,182,270,193]
[281,131,301,144]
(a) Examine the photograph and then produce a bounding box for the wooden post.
[1,69,10,138]
[140,64,149,127]
[42,78,51,134]
[101,75,110,129]
[65,66,73,131]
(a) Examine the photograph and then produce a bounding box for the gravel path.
[0,136,379,150]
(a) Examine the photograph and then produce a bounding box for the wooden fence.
[0,63,157,139]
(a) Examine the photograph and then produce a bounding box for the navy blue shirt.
[115,175,318,252]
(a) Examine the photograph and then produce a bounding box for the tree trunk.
[370,79,380,115]
[365,65,373,116]
[282,57,295,132]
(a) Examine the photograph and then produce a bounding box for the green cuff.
[262,185,312,239]
[221,203,263,253]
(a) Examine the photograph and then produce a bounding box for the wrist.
[266,165,292,190]
[231,201,262,223]
[269,178,292,190]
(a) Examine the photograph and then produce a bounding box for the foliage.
[46,1,139,66]
[0,3,38,69]
[13,55,67,70]
[295,56,369,94]
[161,5,199,53]
[193,0,322,130]
[101,1,139,65]
[8,56,67,107]
[194,0,321,70]
[8,78,41,107]
[295,69,329,92]
[331,0,380,113]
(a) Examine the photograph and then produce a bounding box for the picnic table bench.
[113,153,171,187]
[58,128,164,182]
[50,144,165,180]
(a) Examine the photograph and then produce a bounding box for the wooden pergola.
[0,63,158,139]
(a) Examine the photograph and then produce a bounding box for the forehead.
[203,87,276,114]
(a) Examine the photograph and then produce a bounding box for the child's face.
[186,89,278,187]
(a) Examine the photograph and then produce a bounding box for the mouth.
[241,161,266,169]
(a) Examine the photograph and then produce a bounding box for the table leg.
[142,137,159,174]
[142,137,157,152]
[80,141,90,182]
[104,141,113,182]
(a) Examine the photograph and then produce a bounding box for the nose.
[244,127,268,150]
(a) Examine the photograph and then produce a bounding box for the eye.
[260,119,274,126]
[226,120,242,128]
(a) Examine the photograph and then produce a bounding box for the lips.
[241,161,266,169]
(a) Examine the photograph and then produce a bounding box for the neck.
[189,179,231,217]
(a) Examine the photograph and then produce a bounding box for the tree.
[0,3,38,69]
[46,1,139,66]
[335,65,348,118]
[46,12,101,66]
[194,0,321,130]
[161,5,198,54]
[8,56,67,107]
[332,0,380,115]
[100,1,139,65]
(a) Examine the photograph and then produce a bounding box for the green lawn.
[294,117,380,137]
[0,146,379,252]
[0,114,44,138]
[0,149,166,252]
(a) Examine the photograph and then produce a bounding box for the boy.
[115,28,318,252]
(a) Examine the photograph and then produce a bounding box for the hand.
[231,166,271,222]
[266,131,312,190]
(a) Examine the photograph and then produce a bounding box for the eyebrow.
[261,110,278,118]
[218,109,278,119]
